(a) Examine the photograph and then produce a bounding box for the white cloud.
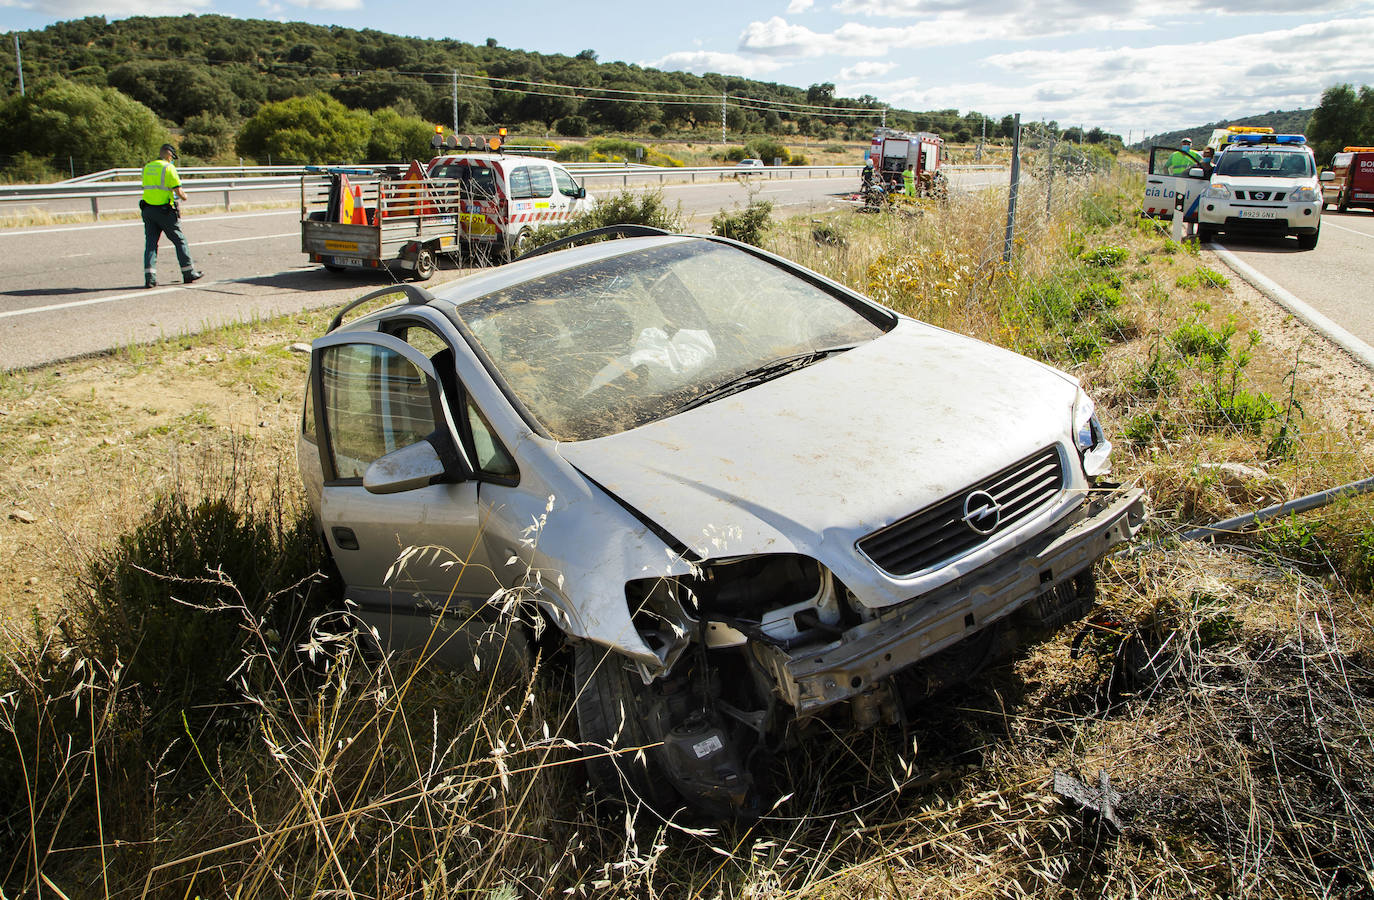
[840,61,898,79]
[290,0,362,8]
[26,0,205,14]
[786,0,814,10]
[971,16,1374,134]
[648,50,788,78]
[832,0,1359,18]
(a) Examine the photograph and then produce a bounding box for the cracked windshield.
[457,241,890,440]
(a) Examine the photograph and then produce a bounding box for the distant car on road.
[735,158,765,168]
[297,227,1144,816]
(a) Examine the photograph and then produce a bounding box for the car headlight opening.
[1073,389,1112,478]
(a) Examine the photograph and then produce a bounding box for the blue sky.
[3,0,1373,140]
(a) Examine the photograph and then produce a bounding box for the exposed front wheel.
[1297,228,1319,251]
[1197,224,1217,243]
[573,642,757,817]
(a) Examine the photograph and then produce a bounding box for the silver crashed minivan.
[298,228,1145,815]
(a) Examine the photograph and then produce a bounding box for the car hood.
[1212,174,1315,191]
[557,319,1080,571]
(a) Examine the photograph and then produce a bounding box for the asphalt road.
[0,168,997,371]
[1205,208,1374,347]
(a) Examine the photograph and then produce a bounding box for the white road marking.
[1322,220,1373,239]
[198,231,297,247]
[0,285,187,319]
[1208,243,1374,371]
[0,209,298,237]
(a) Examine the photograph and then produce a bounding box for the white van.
[426,154,595,260]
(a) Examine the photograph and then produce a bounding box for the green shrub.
[555,115,588,137]
[711,199,773,246]
[1075,284,1123,316]
[1081,245,1129,267]
[789,153,810,166]
[1196,382,1279,433]
[746,138,790,165]
[1177,267,1228,289]
[1130,349,1181,396]
[527,188,684,246]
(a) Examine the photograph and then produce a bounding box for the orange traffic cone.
[351,186,366,224]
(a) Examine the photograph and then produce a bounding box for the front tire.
[573,643,681,812]
[1297,228,1319,250]
[1197,223,1217,243]
[505,229,530,263]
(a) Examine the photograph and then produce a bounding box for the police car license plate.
[330,256,364,267]
[1237,209,1280,219]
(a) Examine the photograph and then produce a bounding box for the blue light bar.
[1232,133,1307,145]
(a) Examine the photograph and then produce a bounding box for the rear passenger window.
[527,165,553,199]
[554,168,580,198]
[508,167,533,200]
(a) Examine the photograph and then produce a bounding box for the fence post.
[1002,113,1021,266]
[1046,134,1055,213]
[224,189,232,211]
[90,196,99,221]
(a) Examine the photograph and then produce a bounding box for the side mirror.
[576,186,587,199]
[1320,170,1336,182]
[1188,167,1205,178]
[363,440,449,494]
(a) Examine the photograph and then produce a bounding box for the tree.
[0,78,167,173]
[806,83,835,106]
[1307,83,1373,165]
[181,113,236,162]
[367,107,435,162]
[235,93,370,164]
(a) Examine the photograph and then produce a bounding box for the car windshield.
[1216,149,1313,178]
[456,241,890,441]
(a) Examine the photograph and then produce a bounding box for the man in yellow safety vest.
[1168,138,1202,176]
[141,143,202,288]
[903,164,916,197]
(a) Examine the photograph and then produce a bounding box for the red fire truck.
[866,128,946,196]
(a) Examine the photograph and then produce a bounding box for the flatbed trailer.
[300,165,468,281]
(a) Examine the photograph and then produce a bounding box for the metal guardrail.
[0,163,1004,221]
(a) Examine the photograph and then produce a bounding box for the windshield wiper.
[673,344,858,414]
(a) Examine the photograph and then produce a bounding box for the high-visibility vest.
[1168,149,1201,175]
[142,159,180,206]
[903,168,915,196]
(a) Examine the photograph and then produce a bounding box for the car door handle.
[332,526,359,551]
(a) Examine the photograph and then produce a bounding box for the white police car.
[1197,134,1336,250]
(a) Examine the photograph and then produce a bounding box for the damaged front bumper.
[753,485,1147,714]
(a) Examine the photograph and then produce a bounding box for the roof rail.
[327,283,437,333]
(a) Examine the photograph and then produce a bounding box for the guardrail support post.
[224,189,232,211]
[90,196,99,221]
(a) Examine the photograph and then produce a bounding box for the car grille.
[1236,190,1285,201]
[857,446,1066,578]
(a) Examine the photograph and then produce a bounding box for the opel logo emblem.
[962,490,1001,535]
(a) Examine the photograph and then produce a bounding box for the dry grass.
[3,164,1373,898]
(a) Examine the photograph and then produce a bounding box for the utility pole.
[14,34,23,96]
[451,72,458,135]
[1003,113,1021,265]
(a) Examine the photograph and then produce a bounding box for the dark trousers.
[141,202,195,278]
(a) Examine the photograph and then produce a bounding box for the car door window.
[319,343,437,480]
[554,167,580,198]
[508,166,533,200]
[527,165,553,199]
[393,321,518,482]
